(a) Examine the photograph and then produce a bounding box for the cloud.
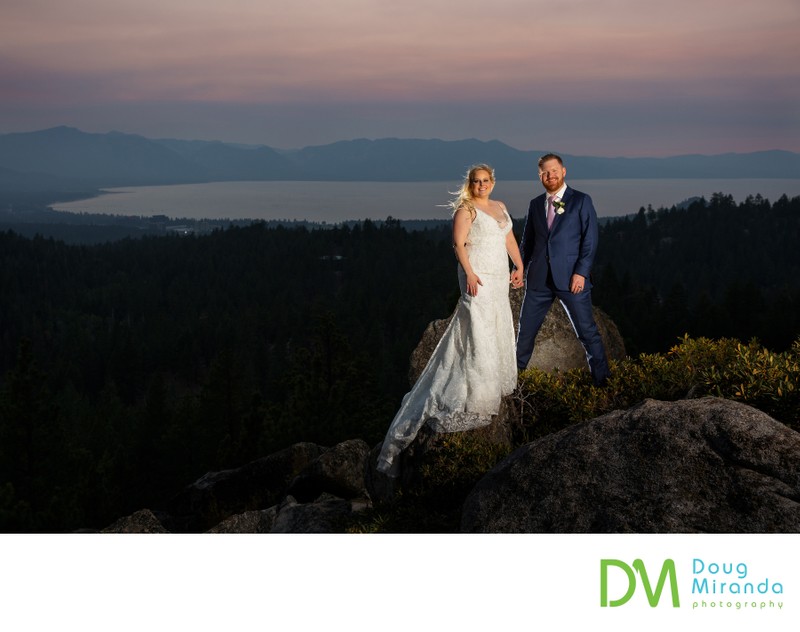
[0,0,797,153]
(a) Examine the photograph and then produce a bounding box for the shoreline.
[48,178,800,223]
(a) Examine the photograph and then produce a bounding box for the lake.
[51,179,800,223]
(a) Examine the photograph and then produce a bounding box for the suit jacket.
[519,185,599,292]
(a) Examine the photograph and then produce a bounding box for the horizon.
[1,1,797,158]
[4,125,800,160]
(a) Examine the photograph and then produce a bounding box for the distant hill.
[0,127,205,189]
[0,126,798,192]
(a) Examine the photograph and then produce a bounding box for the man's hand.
[570,274,585,294]
[510,268,524,289]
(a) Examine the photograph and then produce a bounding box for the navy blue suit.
[516,185,610,385]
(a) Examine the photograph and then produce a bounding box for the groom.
[516,153,610,386]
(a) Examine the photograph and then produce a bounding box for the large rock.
[101,509,169,533]
[102,440,374,533]
[207,508,278,534]
[161,442,325,532]
[509,288,626,373]
[288,439,372,502]
[270,495,356,533]
[410,287,625,383]
[207,493,370,534]
[461,397,800,533]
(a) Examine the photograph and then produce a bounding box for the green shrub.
[700,338,800,430]
[517,335,800,440]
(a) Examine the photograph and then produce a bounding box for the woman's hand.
[510,268,524,289]
[466,273,483,296]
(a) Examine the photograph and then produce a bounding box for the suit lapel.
[534,194,548,231]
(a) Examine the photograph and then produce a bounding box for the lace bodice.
[464,207,512,276]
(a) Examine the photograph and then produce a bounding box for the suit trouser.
[516,271,610,385]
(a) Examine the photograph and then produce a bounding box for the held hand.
[510,268,524,289]
[570,274,586,294]
[467,273,483,296]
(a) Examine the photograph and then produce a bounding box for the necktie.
[547,195,556,230]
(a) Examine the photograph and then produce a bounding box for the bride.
[376,164,524,476]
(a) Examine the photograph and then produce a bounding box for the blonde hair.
[448,163,496,220]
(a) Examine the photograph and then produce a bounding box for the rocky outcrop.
[162,441,325,532]
[288,439,372,502]
[105,439,373,533]
[461,397,800,533]
[510,287,626,373]
[102,398,800,534]
[207,508,278,534]
[101,509,170,533]
[410,286,625,383]
[207,494,368,534]
[270,495,365,533]
[100,302,795,535]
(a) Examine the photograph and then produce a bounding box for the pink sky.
[1,0,798,155]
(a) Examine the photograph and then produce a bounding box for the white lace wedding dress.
[376,207,517,476]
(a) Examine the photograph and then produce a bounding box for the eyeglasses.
[471,178,492,185]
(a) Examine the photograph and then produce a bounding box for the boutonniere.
[553,200,566,214]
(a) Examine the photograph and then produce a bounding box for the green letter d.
[600,559,636,607]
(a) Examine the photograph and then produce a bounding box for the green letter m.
[633,559,680,607]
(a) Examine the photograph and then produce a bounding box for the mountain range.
[0,126,798,192]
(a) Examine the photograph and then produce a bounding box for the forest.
[594,192,800,353]
[1,192,798,532]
